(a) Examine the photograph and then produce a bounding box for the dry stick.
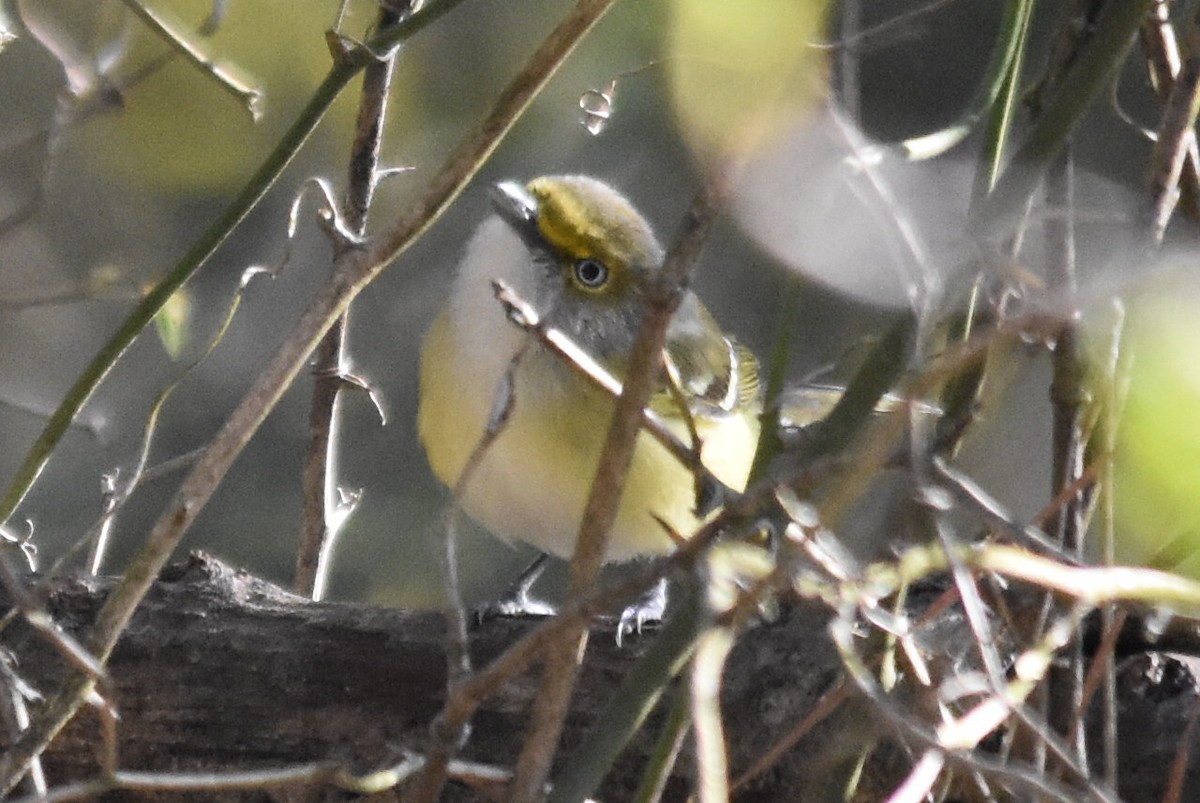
[729,679,853,792]
[8,754,514,803]
[1144,2,1200,242]
[1140,1,1200,223]
[295,315,352,599]
[1095,304,1126,791]
[430,342,527,785]
[739,320,1106,795]
[630,688,691,803]
[505,171,733,803]
[730,571,999,795]
[1067,607,1127,750]
[1007,0,1096,778]
[0,0,615,793]
[793,325,1092,794]
[296,5,404,600]
[1164,700,1200,803]
[1044,150,1093,771]
[927,461,1111,791]
[691,622,734,803]
[829,603,1095,803]
[118,0,263,117]
[0,660,44,798]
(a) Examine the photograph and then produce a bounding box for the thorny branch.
[1144,3,1200,242]
[295,3,407,601]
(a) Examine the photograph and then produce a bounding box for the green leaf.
[154,287,192,360]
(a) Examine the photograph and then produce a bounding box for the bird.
[418,175,762,613]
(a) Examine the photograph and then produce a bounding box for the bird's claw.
[616,580,667,647]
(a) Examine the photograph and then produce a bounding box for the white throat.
[448,215,542,378]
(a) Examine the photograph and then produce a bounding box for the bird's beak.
[490,180,547,252]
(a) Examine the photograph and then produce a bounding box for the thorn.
[324,30,397,66]
[334,486,363,515]
[313,367,389,425]
[376,165,416,183]
[315,203,366,251]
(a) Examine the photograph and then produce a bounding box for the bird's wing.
[653,297,759,420]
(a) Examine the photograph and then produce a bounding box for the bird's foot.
[475,553,556,622]
[474,589,556,621]
[616,578,667,646]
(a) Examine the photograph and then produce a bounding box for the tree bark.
[1,553,1198,801]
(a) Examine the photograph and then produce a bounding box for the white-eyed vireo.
[418,175,761,566]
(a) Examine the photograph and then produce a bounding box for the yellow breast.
[417,309,760,562]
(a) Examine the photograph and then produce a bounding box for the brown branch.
[296,4,405,600]
[1144,2,1200,242]
[1140,0,1200,223]
[3,548,1199,801]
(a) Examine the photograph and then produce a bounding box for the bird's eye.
[573,258,609,289]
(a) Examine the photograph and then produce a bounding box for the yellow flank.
[418,308,761,562]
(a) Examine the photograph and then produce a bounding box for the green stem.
[971,0,1036,202]
[973,0,1156,231]
[899,0,1036,161]
[747,278,802,482]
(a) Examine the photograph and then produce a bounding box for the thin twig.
[973,0,1157,234]
[88,265,269,576]
[0,655,44,797]
[546,576,704,803]
[1143,2,1200,242]
[1163,699,1200,803]
[7,754,512,803]
[1140,0,1200,223]
[424,473,781,803]
[335,2,620,800]
[427,341,527,791]
[630,688,691,803]
[828,601,1104,803]
[691,622,734,803]
[730,677,852,791]
[295,3,404,600]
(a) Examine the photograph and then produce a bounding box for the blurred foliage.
[1112,285,1200,577]
[78,0,359,193]
[666,0,832,163]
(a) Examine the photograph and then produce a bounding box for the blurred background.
[0,0,1187,606]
